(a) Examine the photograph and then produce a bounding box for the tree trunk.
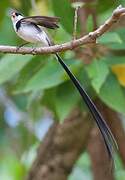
[27,109,93,180]
[88,127,114,180]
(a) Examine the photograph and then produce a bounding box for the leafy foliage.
[17,58,82,92]
[97,0,119,13]
[0,0,125,180]
[86,59,109,93]
[99,73,125,114]
[52,0,74,34]
[98,32,122,44]
[0,54,32,85]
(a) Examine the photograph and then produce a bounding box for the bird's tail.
[55,53,118,159]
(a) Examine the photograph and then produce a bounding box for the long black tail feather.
[55,53,118,159]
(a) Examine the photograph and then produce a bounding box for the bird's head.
[10,10,23,23]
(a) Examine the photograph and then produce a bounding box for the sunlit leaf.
[0,153,26,180]
[112,64,125,86]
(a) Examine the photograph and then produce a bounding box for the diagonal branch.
[0,5,125,55]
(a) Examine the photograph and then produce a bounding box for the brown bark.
[88,99,125,180]
[95,99,125,166]
[27,110,93,180]
[88,127,114,180]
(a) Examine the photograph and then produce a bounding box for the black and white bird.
[10,10,117,159]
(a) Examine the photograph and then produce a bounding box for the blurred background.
[0,0,125,180]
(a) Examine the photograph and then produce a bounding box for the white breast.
[16,23,49,46]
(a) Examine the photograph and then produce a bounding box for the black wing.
[20,16,60,29]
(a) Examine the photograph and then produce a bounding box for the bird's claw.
[16,42,29,52]
[30,47,37,55]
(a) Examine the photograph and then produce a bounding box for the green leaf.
[51,0,74,34]
[104,56,125,66]
[115,27,125,42]
[99,73,125,114]
[115,171,125,180]
[19,58,82,92]
[14,55,48,93]
[0,153,26,180]
[20,0,31,16]
[108,43,125,50]
[55,82,80,121]
[97,0,119,13]
[86,15,93,32]
[98,32,122,44]
[0,16,18,45]
[42,88,57,113]
[76,152,91,169]
[86,60,109,93]
[42,69,88,121]
[0,1,9,24]
[0,54,32,85]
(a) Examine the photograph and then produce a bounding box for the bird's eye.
[12,13,15,18]
[15,13,18,16]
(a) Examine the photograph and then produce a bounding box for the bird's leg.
[30,46,37,55]
[30,43,40,55]
[16,42,29,52]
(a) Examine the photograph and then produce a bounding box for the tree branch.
[0,5,125,55]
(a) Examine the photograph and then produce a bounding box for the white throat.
[12,15,24,30]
